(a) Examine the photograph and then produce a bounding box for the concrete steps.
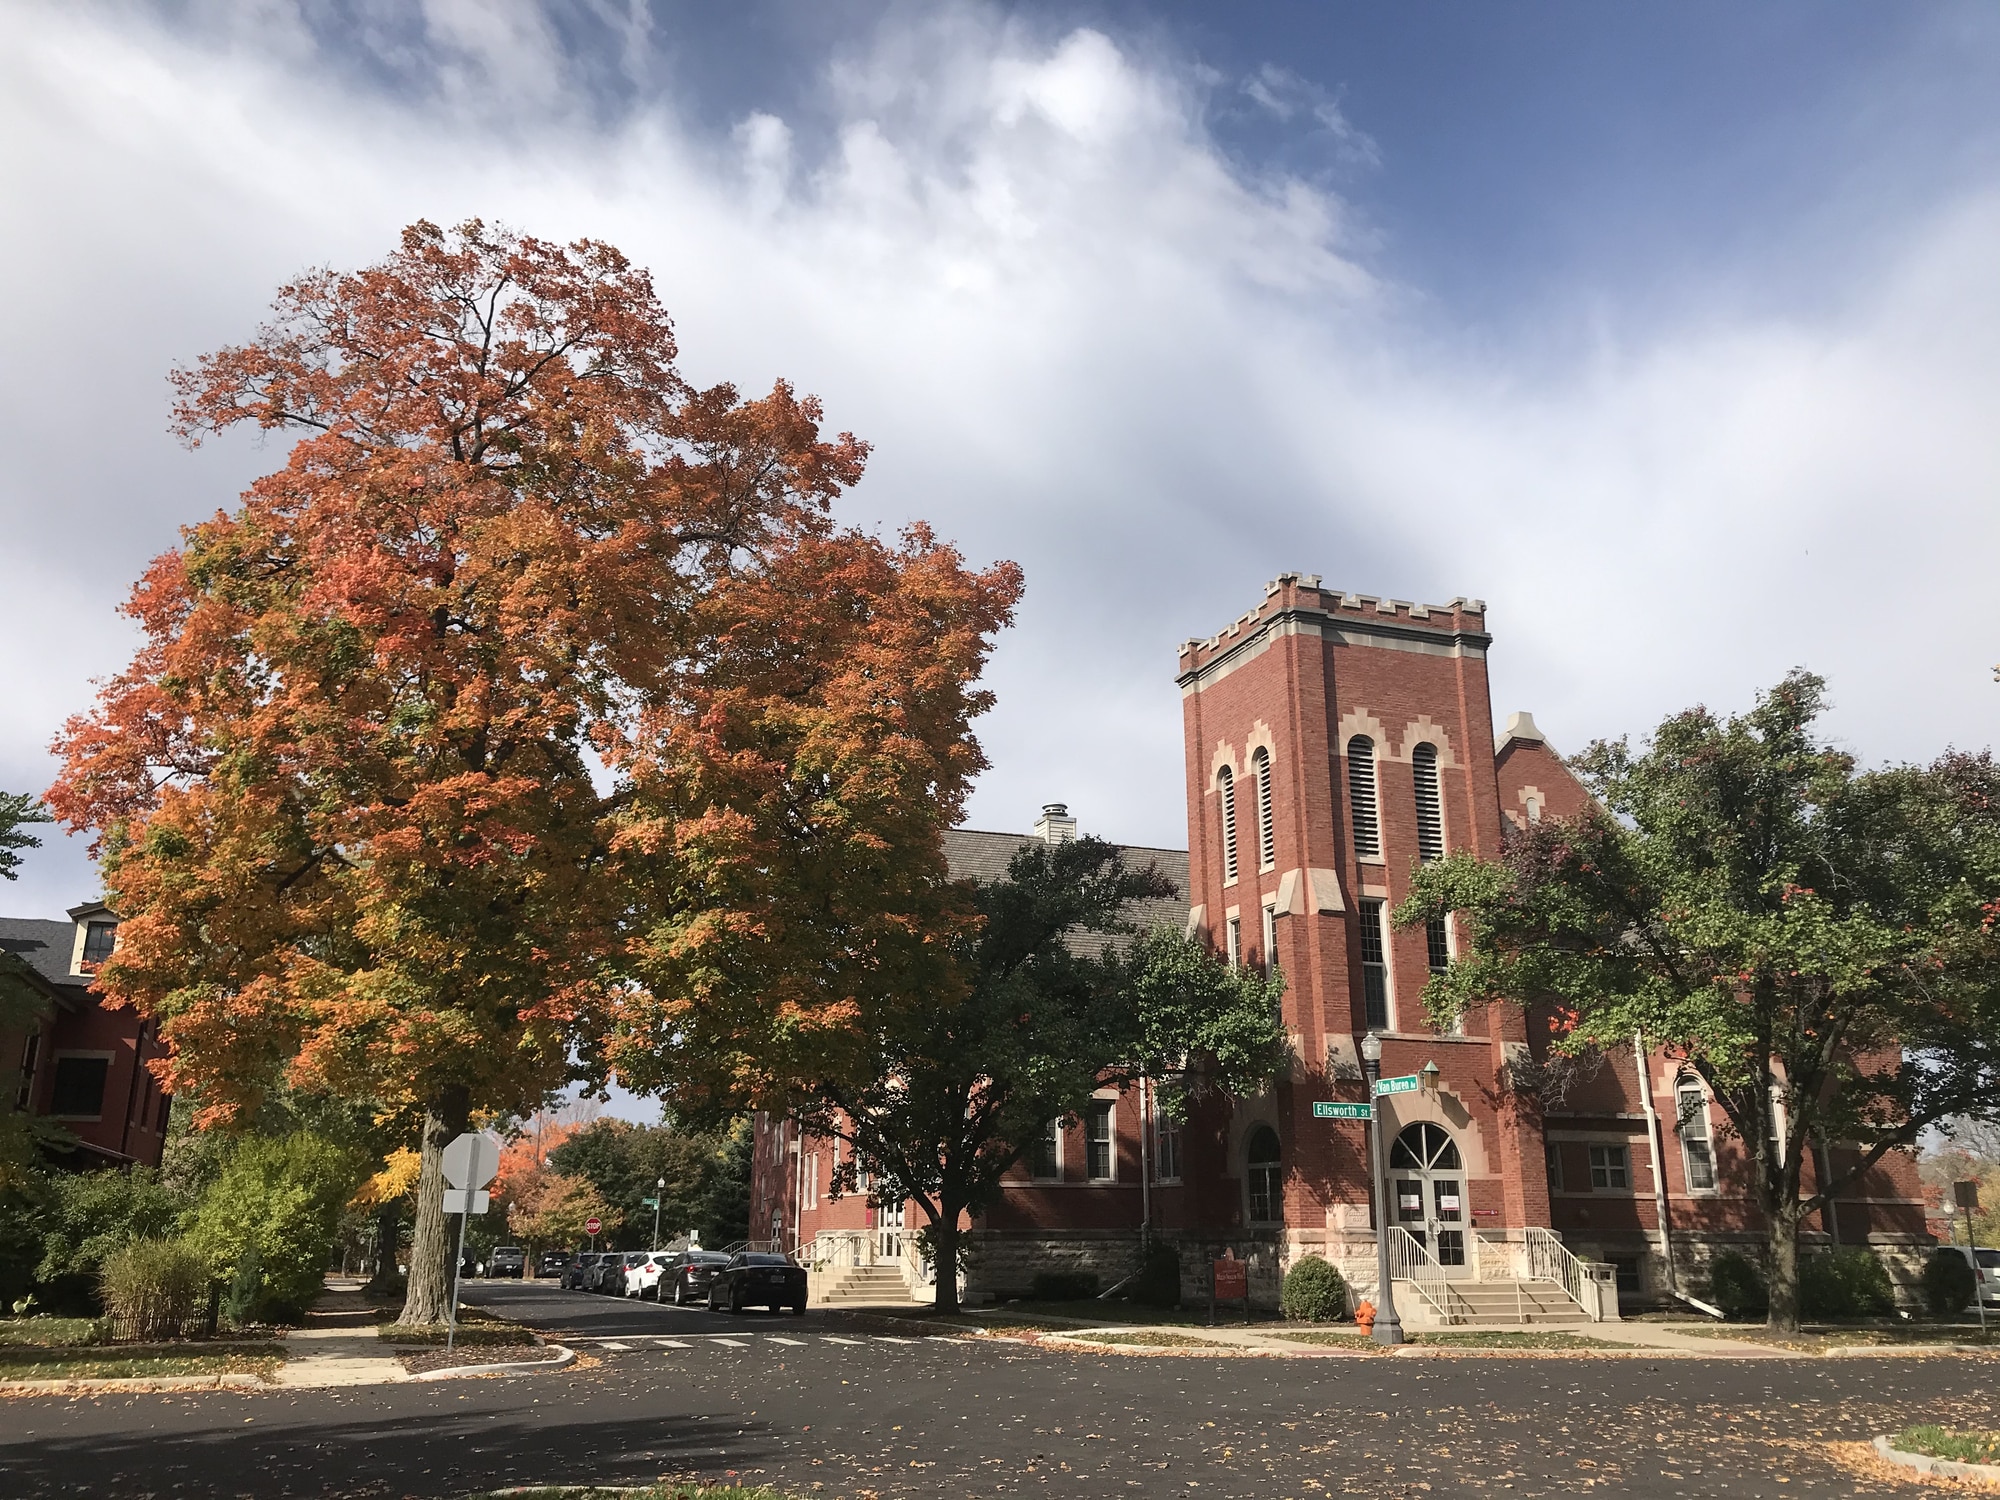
[815,1264,921,1306]
[1394,1277,1592,1327]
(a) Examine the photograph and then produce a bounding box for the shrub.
[1922,1249,1976,1317]
[187,1132,363,1324]
[99,1238,209,1340]
[1128,1243,1182,1308]
[1280,1255,1348,1322]
[1030,1270,1099,1301]
[1799,1247,1895,1319]
[34,1167,183,1310]
[1708,1251,1767,1319]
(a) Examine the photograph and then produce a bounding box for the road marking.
[602,1342,633,1351]
[766,1336,806,1345]
[651,1339,691,1348]
[822,1336,866,1345]
[709,1337,753,1347]
[872,1335,917,1343]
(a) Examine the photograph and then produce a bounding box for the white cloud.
[0,0,1995,934]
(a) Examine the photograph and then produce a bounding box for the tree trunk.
[398,1089,469,1327]
[931,1201,963,1317]
[1765,1206,1802,1332]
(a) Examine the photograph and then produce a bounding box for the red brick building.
[1,903,170,1169]
[756,578,1931,1313]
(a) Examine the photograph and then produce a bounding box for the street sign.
[1955,1180,1981,1210]
[1374,1074,1420,1097]
[441,1132,500,1191]
[641,1196,659,1209]
[1313,1101,1374,1120]
[585,1215,603,1236]
[443,1188,489,1215]
[1212,1258,1248,1301]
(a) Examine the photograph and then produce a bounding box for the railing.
[1523,1226,1599,1321]
[808,1230,876,1269]
[1388,1227,1472,1325]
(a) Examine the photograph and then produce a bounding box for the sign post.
[440,1132,500,1351]
[1358,1034,1405,1345]
[1955,1181,1987,1336]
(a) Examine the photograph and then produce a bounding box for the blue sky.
[4,0,1999,940]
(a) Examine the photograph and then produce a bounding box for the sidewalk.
[1021,1317,1786,1358]
[272,1280,410,1388]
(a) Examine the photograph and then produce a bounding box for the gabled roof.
[943,828,1191,959]
[0,917,85,1005]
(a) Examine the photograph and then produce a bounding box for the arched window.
[1412,743,1444,862]
[1217,765,1239,883]
[1246,1125,1282,1223]
[1252,747,1276,870]
[1390,1122,1461,1172]
[1347,737,1380,859]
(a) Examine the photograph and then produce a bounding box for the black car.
[538,1250,571,1279]
[487,1245,527,1279]
[564,1252,600,1290]
[666,1251,731,1306]
[707,1252,808,1314]
[599,1251,648,1294]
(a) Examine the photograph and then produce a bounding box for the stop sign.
[585,1215,602,1236]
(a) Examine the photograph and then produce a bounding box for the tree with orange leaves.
[49,220,1020,1325]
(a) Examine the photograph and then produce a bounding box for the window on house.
[1154,1098,1182,1183]
[81,921,118,965]
[1524,793,1544,825]
[1226,915,1241,970]
[155,1092,171,1134]
[1544,1141,1563,1192]
[1252,747,1276,870]
[1588,1144,1630,1190]
[1347,737,1380,859]
[1246,1125,1282,1223]
[15,1033,39,1112]
[1218,765,1239,884]
[1086,1103,1115,1181]
[805,1155,818,1210]
[1358,899,1390,1030]
[49,1056,109,1119]
[1609,1256,1641,1296]
[1412,743,1444,863]
[1678,1082,1716,1191]
[1032,1119,1060,1180]
[1425,915,1451,973]
[1261,902,1278,977]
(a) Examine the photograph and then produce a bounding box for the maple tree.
[1400,672,2000,1330]
[48,220,1020,1326]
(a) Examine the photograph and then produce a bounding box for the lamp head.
[1359,1032,1382,1064]
[1421,1060,1441,1093]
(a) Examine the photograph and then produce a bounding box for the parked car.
[564,1252,600,1290]
[1937,1244,2000,1308]
[598,1251,648,1294]
[625,1251,674,1299]
[707,1251,808,1314]
[487,1245,527,1279]
[538,1250,571,1279]
[583,1254,621,1293]
[666,1250,732,1306]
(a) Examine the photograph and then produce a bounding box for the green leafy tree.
[34,1167,185,1310]
[546,1119,743,1248]
[793,837,1287,1315]
[1399,672,2000,1330]
[0,792,49,882]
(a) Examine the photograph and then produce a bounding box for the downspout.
[792,1118,806,1258]
[1633,1030,1677,1295]
[1139,1074,1152,1249]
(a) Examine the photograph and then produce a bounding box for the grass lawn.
[0,1343,283,1382]
[1889,1426,2000,1465]
[0,1318,103,1348]
[1672,1322,1998,1352]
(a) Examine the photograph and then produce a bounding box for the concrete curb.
[0,1372,265,1397]
[1872,1434,2000,1482]
[409,1344,577,1381]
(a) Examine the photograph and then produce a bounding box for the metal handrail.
[1388,1227,1472,1325]
[1524,1227,1599,1321]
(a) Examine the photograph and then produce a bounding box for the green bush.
[1708,1251,1767,1319]
[1922,1249,1976,1316]
[187,1132,362,1324]
[1799,1247,1895,1319]
[99,1238,209,1340]
[34,1167,183,1311]
[1127,1243,1182,1308]
[1280,1255,1348,1322]
[1030,1270,1099,1301]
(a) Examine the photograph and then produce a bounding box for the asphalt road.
[1,1283,1995,1499]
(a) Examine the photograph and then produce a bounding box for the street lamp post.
[653,1177,665,1251]
[1359,1031,1405,1346]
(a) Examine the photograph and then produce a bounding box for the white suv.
[1937,1244,2000,1309]
[624,1251,672,1300]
